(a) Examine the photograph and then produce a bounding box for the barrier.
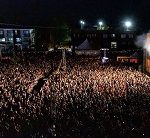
[75,50,100,56]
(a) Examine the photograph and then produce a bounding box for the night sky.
[0,0,150,30]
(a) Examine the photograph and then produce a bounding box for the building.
[71,29,137,51]
[0,28,35,53]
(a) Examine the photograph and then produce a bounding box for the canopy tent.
[76,39,91,50]
[130,51,140,58]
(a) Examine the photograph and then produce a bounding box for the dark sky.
[0,0,150,30]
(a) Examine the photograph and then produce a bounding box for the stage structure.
[100,48,109,63]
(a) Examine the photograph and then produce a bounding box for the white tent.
[76,39,91,50]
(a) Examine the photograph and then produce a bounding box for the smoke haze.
[135,33,150,55]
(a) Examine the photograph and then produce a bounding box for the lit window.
[16,38,21,42]
[15,30,18,35]
[8,38,13,42]
[23,30,30,37]
[0,38,6,42]
[111,34,116,38]
[111,42,117,48]
[23,30,29,34]
[121,34,126,38]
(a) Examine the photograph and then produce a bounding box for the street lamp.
[124,21,132,31]
[80,20,85,30]
[98,21,103,30]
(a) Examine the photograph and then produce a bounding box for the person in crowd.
[1,53,150,137]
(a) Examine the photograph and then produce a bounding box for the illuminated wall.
[145,33,150,73]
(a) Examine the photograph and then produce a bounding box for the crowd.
[1,54,150,137]
[0,52,61,137]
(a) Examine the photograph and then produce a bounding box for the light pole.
[124,21,132,31]
[99,21,103,30]
[80,20,85,30]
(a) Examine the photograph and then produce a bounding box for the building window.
[111,42,117,48]
[111,34,116,38]
[121,34,126,38]
[0,30,4,35]
[16,38,21,43]
[15,30,18,35]
[103,34,108,38]
[129,34,134,38]
[15,30,21,36]
[8,38,13,42]
[0,38,6,42]
[23,30,30,37]
[7,30,13,37]
[87,34,91,38]
[22,38,30,43]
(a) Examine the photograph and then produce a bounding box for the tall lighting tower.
[80,20,85,30]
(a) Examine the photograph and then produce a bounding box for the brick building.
[71,29,137,51]
[0,28,35,53]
